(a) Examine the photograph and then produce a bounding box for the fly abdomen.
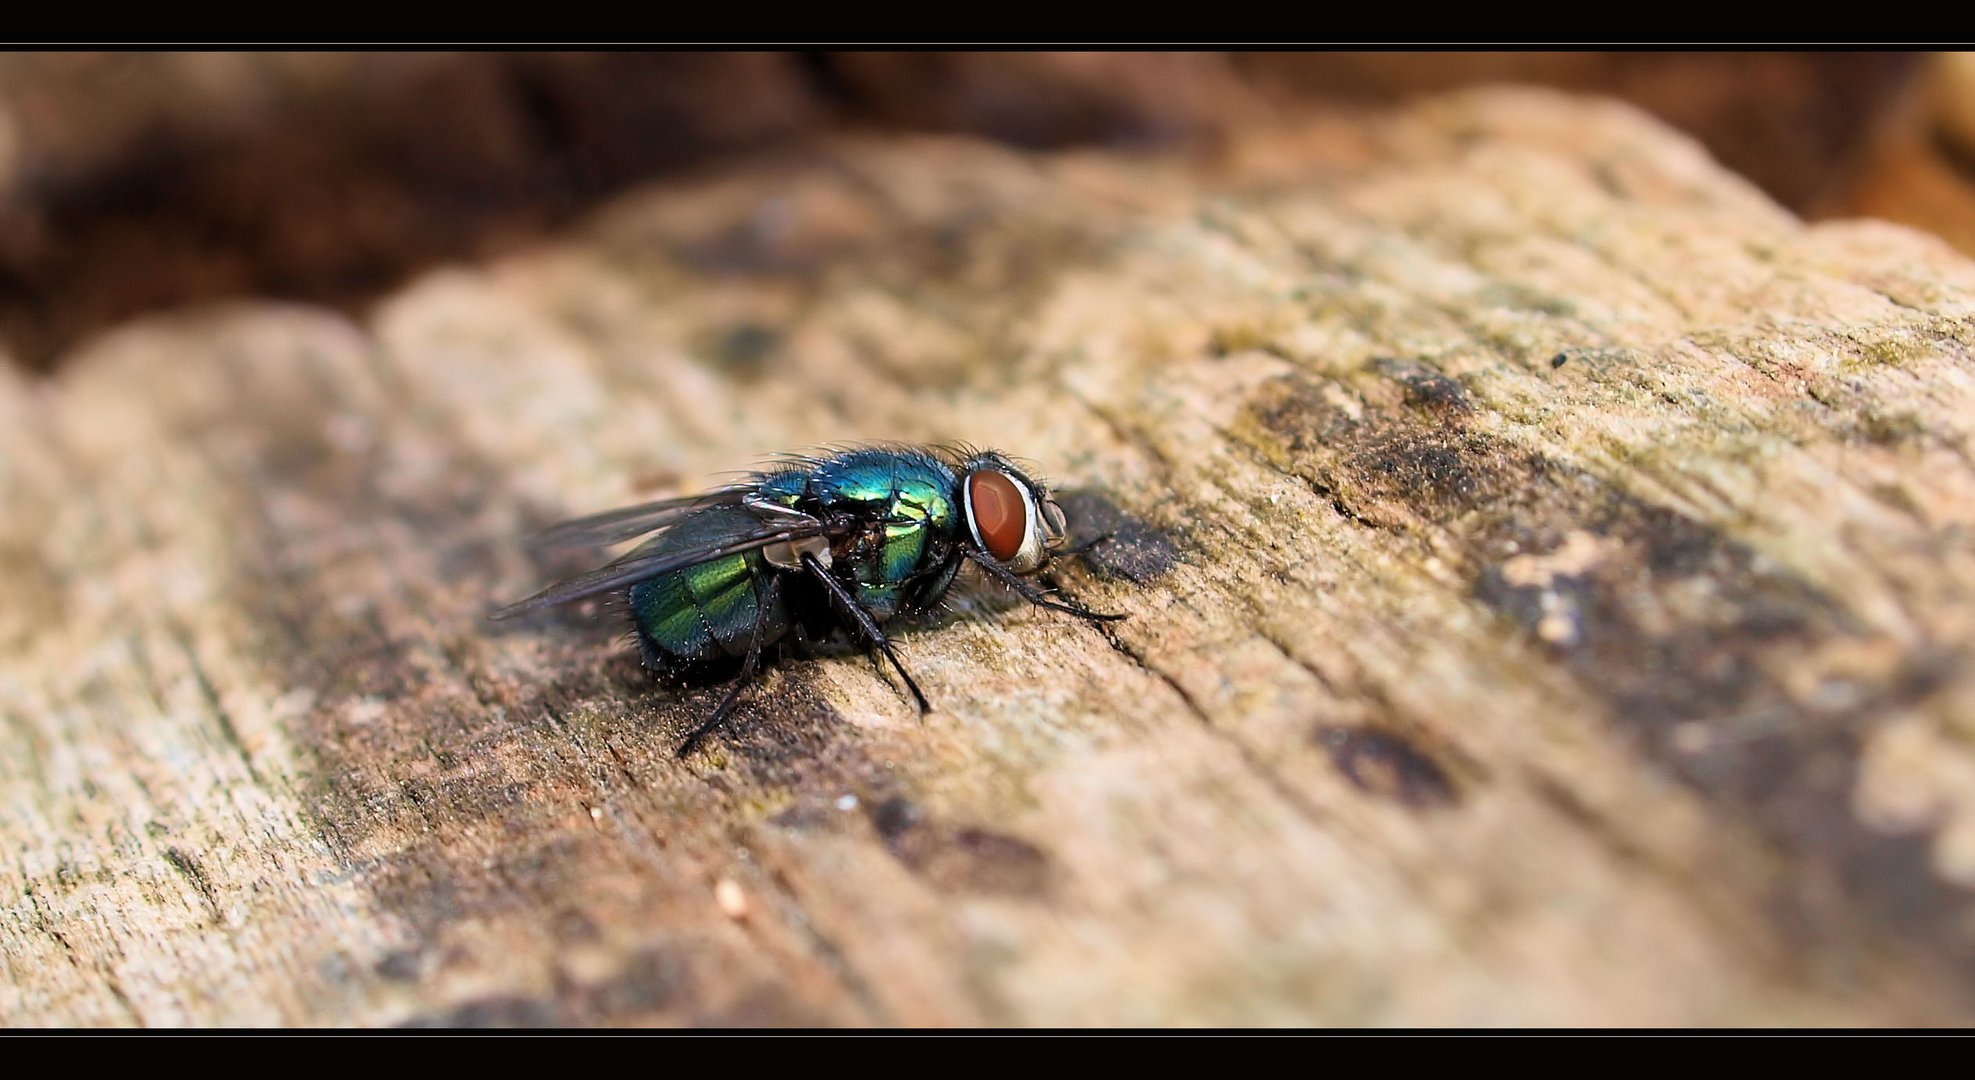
[627,506,789,673]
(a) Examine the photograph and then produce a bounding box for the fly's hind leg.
[677,575,781,757]
[800,552,931,714]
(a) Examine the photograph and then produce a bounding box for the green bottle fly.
[495,446,1121,752]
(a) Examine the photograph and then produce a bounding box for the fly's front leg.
[965,548,1127,626]
[800,552,931,714]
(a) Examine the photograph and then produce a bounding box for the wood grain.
[8,88,1975,1026]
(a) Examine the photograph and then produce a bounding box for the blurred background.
[1,50,1969,375]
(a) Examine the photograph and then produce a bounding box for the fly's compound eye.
[965,468,1046,572]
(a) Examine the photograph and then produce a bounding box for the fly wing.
[525,486,757,549]
[491,517,840,620]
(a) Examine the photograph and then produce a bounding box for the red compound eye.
[967,469,1029,563]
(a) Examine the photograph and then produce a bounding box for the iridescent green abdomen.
[629,505,788,670]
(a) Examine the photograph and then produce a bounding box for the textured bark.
[8,89,1975,1026]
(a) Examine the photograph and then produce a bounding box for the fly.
[493,446,1124,753]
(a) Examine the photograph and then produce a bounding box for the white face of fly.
[1038,493,1069,548]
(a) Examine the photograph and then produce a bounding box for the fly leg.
[964,548,1127,625]
[677,575,781,757]
[800,552,931,714]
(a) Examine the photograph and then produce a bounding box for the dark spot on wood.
[1355,432,1496,510]
[1207,322,1288,359]
[1545,346,1637,372]
[1251,372,1534,524]
[701,321,782,380]
[1318,726,1458,809]
[373,948,425,983]
[867,795,1051,897]
[1053,489,1180,584]
[1372,356,1471,413]
[870,794,922,841]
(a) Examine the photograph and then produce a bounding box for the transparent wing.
[525,486,756,549]
[491,518,842,620]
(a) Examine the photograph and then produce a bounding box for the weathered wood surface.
[8,88,1975,1026]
